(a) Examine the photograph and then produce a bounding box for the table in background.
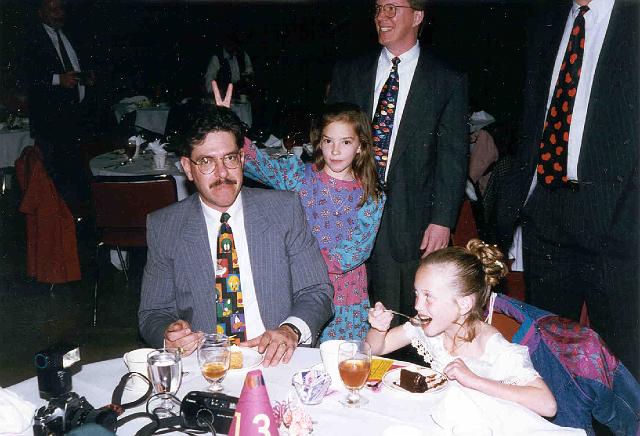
[135,107,170,135]
[9,347,584,436]
[0,128,34,192]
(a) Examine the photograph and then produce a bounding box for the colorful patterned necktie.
[537,5,589,188]
[214,212,245,344]
[372,56,401,182]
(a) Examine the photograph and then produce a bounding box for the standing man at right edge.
[494,0,639,378]
[327,0,468,324]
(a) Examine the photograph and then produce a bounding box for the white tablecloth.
[90,151,188,200]
[8,348,584,436]
[0,128,33,168]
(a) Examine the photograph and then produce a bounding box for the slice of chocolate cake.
[398,368,429,393]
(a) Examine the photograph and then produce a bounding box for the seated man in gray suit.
[139,105,334,367]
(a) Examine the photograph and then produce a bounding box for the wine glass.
[147,348,182,416]
[198,333,230,392]
[338,340,371,407]
[125,138,137,163]
[283,132,296,156]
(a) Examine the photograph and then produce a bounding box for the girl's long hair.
[310,102,381,207]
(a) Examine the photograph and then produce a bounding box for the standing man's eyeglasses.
[374,3,414,18]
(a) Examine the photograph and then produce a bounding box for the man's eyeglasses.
[188,152,241,175]
[374,3,414,18]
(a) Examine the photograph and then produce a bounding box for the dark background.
[0,0,534,151]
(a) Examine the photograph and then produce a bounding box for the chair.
[451,198,479,247]
[90,174,178,325]
[490,294,640,435]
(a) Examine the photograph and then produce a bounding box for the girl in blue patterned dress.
[243,102,385,341]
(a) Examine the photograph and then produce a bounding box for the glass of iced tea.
[338,340,371,407]
[198,333,230,392]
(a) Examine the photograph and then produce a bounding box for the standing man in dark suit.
[494,0,639,377]
[139,105,333,367]
[25,0,94,205]
[327,0,468,320]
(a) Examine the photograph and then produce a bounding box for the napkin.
[147,139,168,155]
[469,111,496,133]
[431,384,586,436]
[119,95,150,108]
[128,135,145,158]
[264,134,283,149]
[0,387,36,434]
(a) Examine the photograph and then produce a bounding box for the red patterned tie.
[215,212,246,344]
[372,56,401,183]
[537,5,589,188]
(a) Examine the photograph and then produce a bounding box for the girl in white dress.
[366,239,557,417]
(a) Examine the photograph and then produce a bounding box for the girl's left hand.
[443,358,479,388]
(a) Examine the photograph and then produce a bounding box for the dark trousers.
[37,136,89,208]
[522,185,640,379]
[367,224,420,327]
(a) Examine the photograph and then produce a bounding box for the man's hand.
[419,223,450,258]
[164,320,203,356]
[240,325,298,367]
[60,71,78,88]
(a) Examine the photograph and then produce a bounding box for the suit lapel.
[180,195,216,303]
[241,188,271,322]
[387,51,437,175]
[360,52,379,119]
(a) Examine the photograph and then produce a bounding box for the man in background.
[25,0,95,206]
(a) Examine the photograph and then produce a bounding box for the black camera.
[181,391,238,434]
[33,344,117,436]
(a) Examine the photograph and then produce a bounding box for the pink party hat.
[229,369,279,436]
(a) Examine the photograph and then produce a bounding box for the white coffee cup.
[319,339,345,389]
[123,348,155,392]
[153,153,166,169]
[292,146,303,158]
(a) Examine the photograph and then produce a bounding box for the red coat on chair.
[15,146,81,283]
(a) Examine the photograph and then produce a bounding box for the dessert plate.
[382,366,448,395]
[228,346,263,372]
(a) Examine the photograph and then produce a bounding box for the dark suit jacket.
[494,1,639,255]
[138,188,334,348]
[25,24,82,142]
[327,49,468,262]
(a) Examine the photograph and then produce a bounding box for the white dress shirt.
[42,23,85,102]
[204,49,254,94]
[509,0,614,270]
[372,43,420,181]
[200,193,311,343]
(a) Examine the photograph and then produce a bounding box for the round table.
[90,151,189,200]
[8,348,584,436]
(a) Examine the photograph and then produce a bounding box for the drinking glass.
[125,138,137,163]
[283,132,296,155]
[147,348,182,416]
[338,340,371,407]
[198,333,230,392]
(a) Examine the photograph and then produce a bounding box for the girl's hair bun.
[466,239,508,288]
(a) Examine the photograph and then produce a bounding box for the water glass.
[338,340,371,407]
[147,348,182,416]
[198,334,230,392]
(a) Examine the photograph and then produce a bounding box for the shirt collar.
[571,0,614,22]
[382,42,420,65]
[200,191,244,225]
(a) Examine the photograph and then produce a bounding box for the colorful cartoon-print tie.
[371,56,401,182]
[215,212,245,344]
[537,6,589,188]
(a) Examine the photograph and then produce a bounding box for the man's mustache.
[209,178,237,188]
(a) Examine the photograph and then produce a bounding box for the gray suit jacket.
[138,187,334,347]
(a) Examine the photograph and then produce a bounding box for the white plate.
[382,366,448,395]
[229,346,263,371]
